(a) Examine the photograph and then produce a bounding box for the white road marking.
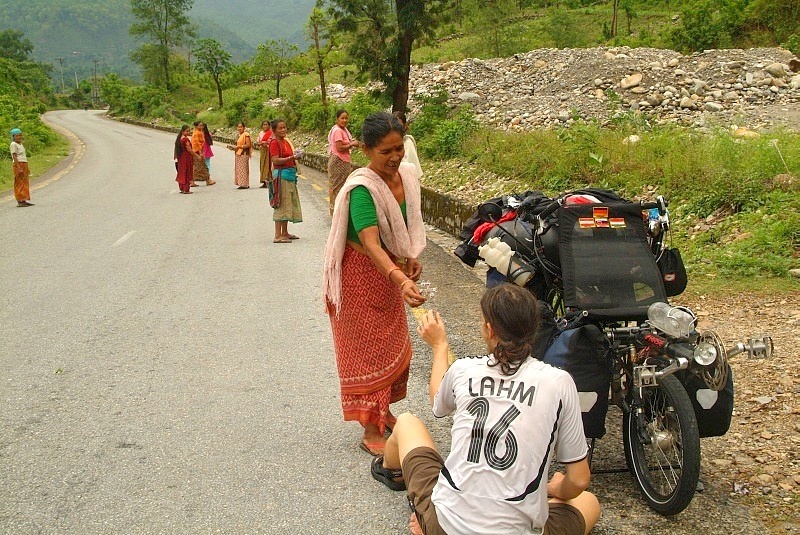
[112,230,136,247]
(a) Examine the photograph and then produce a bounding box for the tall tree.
[0,29,34,62]
[129,0,196,90]
[610,0,620,38]
[306,1,337,117]
[193,38,231,108]
[254,39,299,98]
[329,0,452,113]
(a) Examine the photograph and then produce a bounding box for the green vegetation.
[0,30,67,193]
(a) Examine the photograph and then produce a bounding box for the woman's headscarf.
[10,128,22,140]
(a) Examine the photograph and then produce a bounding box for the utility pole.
[55,57,66,93]
[92,58,99,106]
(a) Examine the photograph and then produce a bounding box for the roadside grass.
[0,134,71,193]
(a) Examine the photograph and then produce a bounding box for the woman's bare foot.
[360,424,387,455]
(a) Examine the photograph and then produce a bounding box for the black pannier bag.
[678,365,734,438]
[657,248,688,297]
[542,324,611,438]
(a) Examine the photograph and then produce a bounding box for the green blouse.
[347,185,407,245]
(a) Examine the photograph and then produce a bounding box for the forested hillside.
[0,0,315,84]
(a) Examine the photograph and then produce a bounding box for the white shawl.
[323,162,427,315]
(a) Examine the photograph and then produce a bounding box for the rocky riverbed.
[408,46,800,132]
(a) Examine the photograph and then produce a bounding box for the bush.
[410,88,450,140]
[418,106,477,159]
[225,99,249,126]
[0,94,57,159]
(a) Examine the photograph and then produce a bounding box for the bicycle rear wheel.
[623,374,700,516]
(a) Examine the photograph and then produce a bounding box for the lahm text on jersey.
[468,377,535,407]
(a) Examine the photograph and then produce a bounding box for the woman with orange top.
[227,122,252,189]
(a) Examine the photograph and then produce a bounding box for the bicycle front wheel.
[623,374,700,516]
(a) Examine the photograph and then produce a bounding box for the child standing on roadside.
[371,284,600,535]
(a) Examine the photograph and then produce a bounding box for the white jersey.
[432,355,587,535]
[10,141,27,163]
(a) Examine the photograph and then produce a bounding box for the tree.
[620,0,636,35]
[465,0,518,57]
[306,1,337,117]
[610,0,620,38]
[0,29,34,62]
[329,0,452,113]
[193,38,231,108]
[129,0,196,90]
[254,39,298,98]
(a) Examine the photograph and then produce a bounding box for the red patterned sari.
[327,246,411,434]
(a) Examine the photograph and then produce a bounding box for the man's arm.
[416,310,449,406]
[547,458,591,501]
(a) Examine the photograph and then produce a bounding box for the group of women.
[172,120,303,241]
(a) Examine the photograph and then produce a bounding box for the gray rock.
[680,97,695,108]
[458,92,481,102]
[789,268,800,279]
[704,102,724,112]
[765,63,786,78]
[620,72,643,89]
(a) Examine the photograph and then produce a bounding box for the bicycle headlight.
[693,341,717,366]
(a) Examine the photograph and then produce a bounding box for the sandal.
[371,455,406,491]
[359,439,385,456]
[273,238,292,243]
[286,234,300,240]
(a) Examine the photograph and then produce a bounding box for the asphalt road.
[0,110,487,534]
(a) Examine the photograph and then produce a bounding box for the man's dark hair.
[481,284,540,376]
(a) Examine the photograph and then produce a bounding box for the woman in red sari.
[174,125,193,194]
[322,112,427,456]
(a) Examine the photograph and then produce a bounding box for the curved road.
[0,110,476,534]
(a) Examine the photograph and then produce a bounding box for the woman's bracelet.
[399,279,414,292]
[386,266,402,281]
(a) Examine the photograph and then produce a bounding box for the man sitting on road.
[370,284,601,534]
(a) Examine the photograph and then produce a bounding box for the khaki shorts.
[402,447,586,535]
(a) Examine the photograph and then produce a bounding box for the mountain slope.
[0,0,315,84]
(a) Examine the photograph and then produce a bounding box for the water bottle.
[647,302,695,338]
[478,238,533,286]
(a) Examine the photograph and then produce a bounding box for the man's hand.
[417,310,447,350]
